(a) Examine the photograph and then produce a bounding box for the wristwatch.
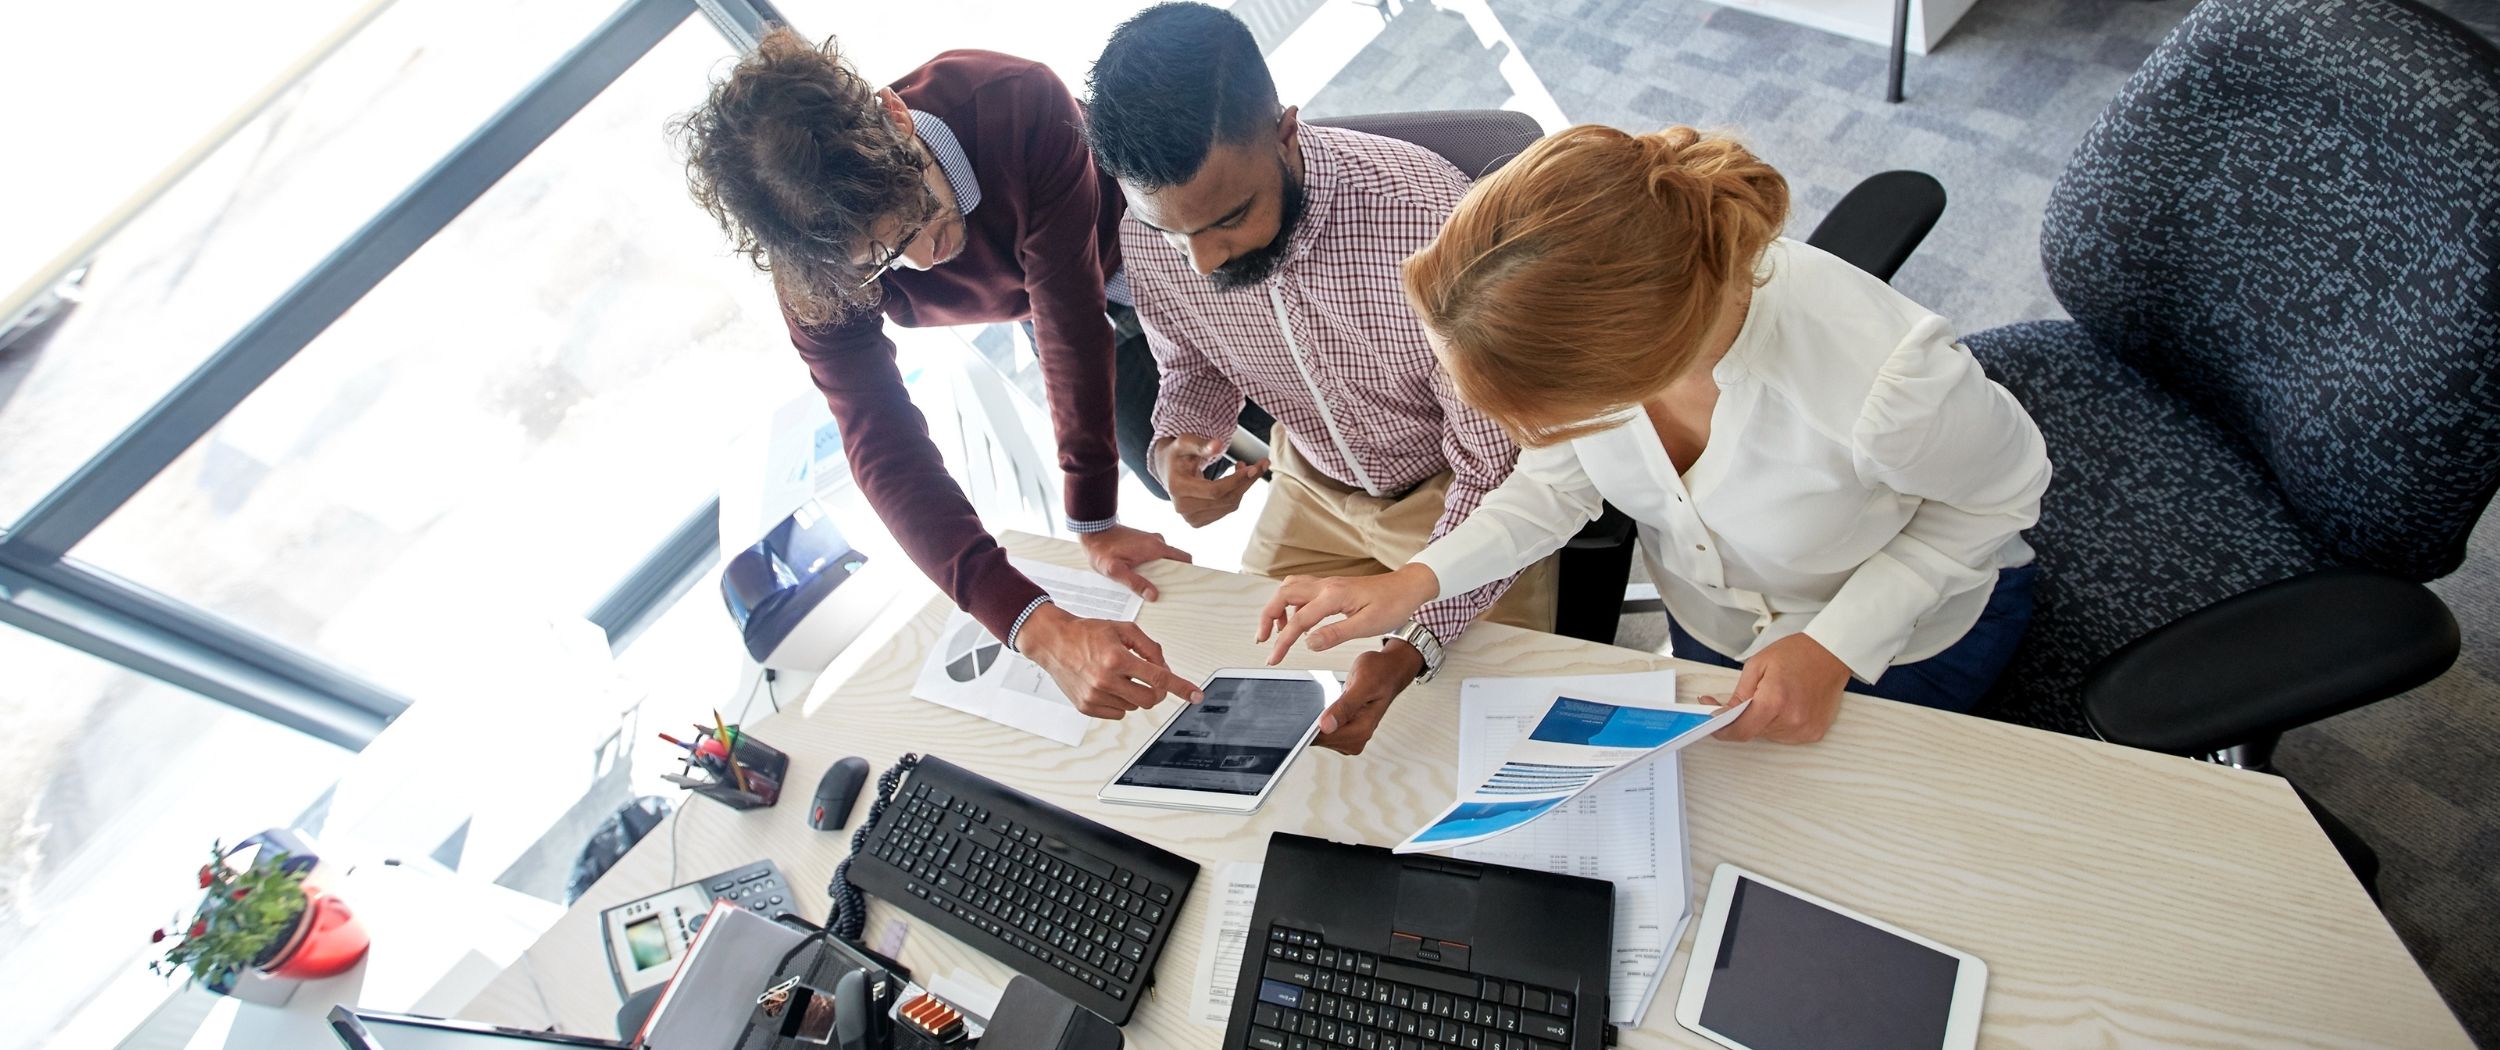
[1388,621,1446,683]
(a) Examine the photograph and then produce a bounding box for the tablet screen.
[1700,877,1962,1050]
[1112,674,1328,795]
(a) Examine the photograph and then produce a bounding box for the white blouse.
[1413,239,2052,682]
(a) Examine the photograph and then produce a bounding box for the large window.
[0,0,617,524]
[64,19,794,698]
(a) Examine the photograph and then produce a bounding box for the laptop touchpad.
[1394,864,1480,959]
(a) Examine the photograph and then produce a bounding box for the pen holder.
[680,732,790,811]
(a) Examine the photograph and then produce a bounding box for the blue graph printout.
[1395,694,1745,853]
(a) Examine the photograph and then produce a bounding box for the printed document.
[1397,688,1739,853]
[1188,862,1265,1027]
[1449,671,1700,1026]
[910,557,1143,746]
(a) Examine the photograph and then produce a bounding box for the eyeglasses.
[853,154,944,290]
[854,219,930,290]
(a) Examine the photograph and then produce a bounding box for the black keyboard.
[1243,923,1579,1050]
[846,756,1198,1025]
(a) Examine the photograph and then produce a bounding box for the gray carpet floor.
[1298,0,2500,1042]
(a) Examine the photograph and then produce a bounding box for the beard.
[1207,159,1307,292]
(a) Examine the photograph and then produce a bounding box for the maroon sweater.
[786,51,1125,640]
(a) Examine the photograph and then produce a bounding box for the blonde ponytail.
[1404,124,1790,446]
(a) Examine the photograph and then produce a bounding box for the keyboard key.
[1521,989,1547,1014]
[1260,980,1305,1010]
[1523,1012,1569,1041]
[1269,961,1316,986]
[1248,1025,1290,1050]
[1377,959,1480,1000]
[1549,993,1571,1015]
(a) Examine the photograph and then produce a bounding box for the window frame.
[0,0,792,747]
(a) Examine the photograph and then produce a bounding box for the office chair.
[1301,110,1948,645]
[1959,0,2500,891]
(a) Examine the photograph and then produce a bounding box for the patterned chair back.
[2039,0,2500,579]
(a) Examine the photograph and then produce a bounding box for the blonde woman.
[1258,125,2051,744]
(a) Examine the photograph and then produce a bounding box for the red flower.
[189,919,206,938]
[230,888,249,900]
[198,866,213,888]
[151,929,167,943]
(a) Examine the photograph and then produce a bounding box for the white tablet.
[1677,864,1986,1050]
[1096,667,1339,814]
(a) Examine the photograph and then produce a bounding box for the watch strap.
[1392,621,1445,683]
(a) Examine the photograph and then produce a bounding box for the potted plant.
[150,840,369,993]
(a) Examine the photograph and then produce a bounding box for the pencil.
[713,709,750,794]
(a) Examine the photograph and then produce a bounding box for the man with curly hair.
[675,30,1198,719]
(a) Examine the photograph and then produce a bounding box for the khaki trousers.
[1239,426,1558,633]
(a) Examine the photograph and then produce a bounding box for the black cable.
[763,669,781,713]
[828,753,921,942]
[736,666,770,722]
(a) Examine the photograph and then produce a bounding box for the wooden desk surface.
[465,535,2467,1048]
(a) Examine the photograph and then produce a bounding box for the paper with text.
[1189,862,1264,1027]
[1452,672,1696,1027]
[1397,686,1736,854]
[910,557,1145,746]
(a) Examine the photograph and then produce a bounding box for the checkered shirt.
[1126,124,1524,646]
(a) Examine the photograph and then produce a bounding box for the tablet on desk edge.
[1675,864,1986,1050]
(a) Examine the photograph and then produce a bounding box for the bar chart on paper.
[1453,672,1692,1027]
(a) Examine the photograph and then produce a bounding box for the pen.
[713,709,750,794]
[658,733,695,751]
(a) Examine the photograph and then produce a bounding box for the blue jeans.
[1665,564,2039,713]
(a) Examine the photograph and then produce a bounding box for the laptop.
[1228,834,1613,1050]
[329,1007,630,1049]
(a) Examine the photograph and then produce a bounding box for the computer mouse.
[810,756,872,830]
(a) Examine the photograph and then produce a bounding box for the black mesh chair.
[1961,0,2500,892]
[1311,110,1947,645]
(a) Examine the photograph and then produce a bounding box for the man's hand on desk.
[1017,603,1203,719]
[1313,642,1425,756]
[1705,632,1848,744]
[1155,434,1267,527]
[1078,524,1193,601]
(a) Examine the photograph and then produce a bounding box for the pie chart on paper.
[943,621,1004,683]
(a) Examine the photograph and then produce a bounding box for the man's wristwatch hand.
[1388,621,1444,683]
